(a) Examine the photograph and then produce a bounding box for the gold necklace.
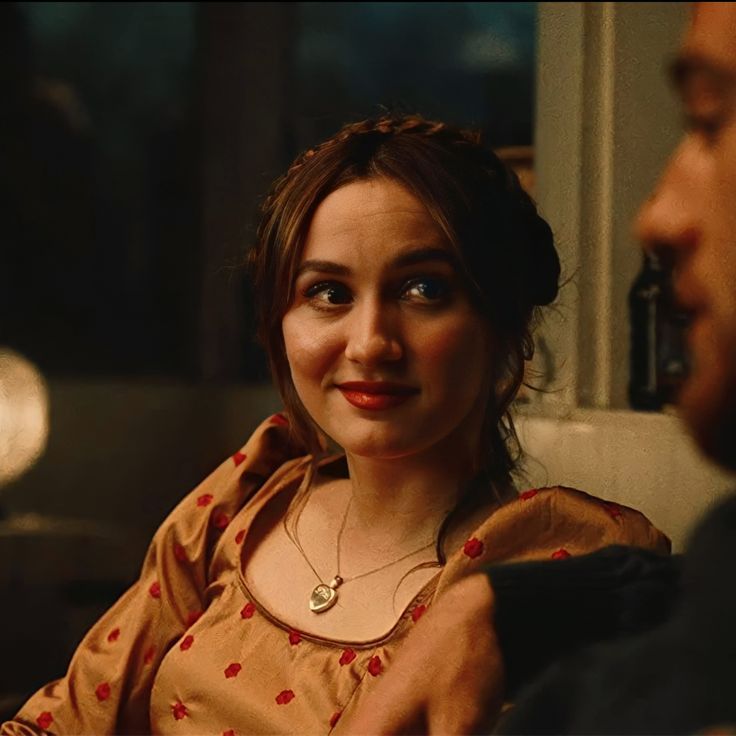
[284,492,437,614]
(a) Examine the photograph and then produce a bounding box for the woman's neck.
[340,441,481,549]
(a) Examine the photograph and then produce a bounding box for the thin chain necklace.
[284,487,437,614]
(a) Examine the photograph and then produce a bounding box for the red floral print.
[330,712,342,728]
[212,511,230,530]
[107,628,120,643]
[174,543,188,563]
[197,493,213,507]
[149,581,161,599]
[271,413,289,426]
[36,712,53,730]
[235,529,246,544]
[463,537,484,559]
[368,655,383,676]
[275,689,295,705]
[241,602,256,619]
[180,634,194,651]
[339,648,356,666]
[95,682,111,701]
[144,645,156,665]
[520,489,539,501]
[603,501,623,518]
[232,451,247,466]
[411,605,427,623]
[224,662,242,679]
[186,610,202,627]
[172,702,188,720]
[289,630,302,645]
[551,548,571,560]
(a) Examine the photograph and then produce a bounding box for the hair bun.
[526,214,560,306]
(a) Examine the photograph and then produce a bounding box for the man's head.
[637,2,736,469]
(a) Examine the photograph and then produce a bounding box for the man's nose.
[635,141,701,259]
[344,300,403,366]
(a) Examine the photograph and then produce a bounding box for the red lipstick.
[336,381,418,411]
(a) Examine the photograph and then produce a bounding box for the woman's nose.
[344,301,403,366]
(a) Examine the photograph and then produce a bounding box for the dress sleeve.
[431,485,675,700]
[435,485,672,598]
[1,413,303,736]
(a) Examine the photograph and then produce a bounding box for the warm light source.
[0,349,49,488]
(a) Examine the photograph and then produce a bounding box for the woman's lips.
[336,382,419,411]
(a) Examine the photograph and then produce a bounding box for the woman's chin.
[330,428,429,462]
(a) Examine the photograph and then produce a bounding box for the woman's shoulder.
[150,413,310,562]
[492,485,669,555]
[228,412,308,481]
[434,485,671,597]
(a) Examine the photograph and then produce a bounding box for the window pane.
[4,2,199,377]
[293,2,537,151]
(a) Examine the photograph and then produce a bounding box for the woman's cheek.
[417,315,489,369]
[283,313,343,384]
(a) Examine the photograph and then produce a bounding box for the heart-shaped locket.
[309,583,338,613]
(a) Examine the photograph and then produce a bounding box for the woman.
[2,115,669,735]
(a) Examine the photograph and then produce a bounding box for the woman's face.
[281,177,493,462]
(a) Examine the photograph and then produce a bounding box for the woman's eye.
[402,277,449,302]
[304,281,352,306]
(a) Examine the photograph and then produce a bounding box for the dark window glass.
[1,2,536,380]
[292,2,537,151]
[2,2,199,377]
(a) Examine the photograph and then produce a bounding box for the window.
[293,2,537,150]
[5,2,199,377]
[4,2,538,381]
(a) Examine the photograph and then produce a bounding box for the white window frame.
[530,1,688,416]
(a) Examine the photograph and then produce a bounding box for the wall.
[2,381,282,537]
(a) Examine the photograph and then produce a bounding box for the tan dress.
[2,415,670,736]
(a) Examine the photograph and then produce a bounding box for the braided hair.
[249,114,560,489]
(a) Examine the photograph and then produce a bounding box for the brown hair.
[249,114,560,489]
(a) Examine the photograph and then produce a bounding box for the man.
[344,3,736,733]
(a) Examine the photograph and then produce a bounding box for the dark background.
[2,1,535,381]
[0,0,536,717]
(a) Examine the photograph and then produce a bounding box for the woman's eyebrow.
[296,248,456,278]
[296,260,350,277]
